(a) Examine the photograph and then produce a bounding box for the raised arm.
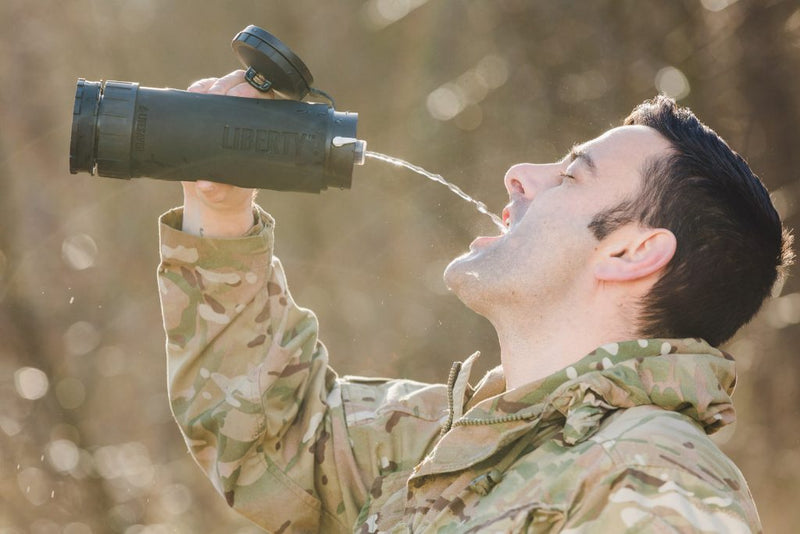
[159,72,356,531]
[157,72,448,532]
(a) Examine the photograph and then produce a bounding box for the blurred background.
[1,0,798,532]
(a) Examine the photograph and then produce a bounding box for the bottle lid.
[232,25,314,100]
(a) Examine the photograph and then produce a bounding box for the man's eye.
[559,172,575,181]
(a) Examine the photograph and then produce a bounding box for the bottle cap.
[232,25,314,100]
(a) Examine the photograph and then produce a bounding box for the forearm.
[157,204,449,532]
[158,206,352,531]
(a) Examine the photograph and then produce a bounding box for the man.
[158,70,791,532]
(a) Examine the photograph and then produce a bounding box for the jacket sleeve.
[157,206,446,533]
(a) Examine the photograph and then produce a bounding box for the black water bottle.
[69,26,366,193]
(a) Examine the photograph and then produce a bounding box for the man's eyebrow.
[564,144,597,175]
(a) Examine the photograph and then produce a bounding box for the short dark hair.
[589,95,793,346]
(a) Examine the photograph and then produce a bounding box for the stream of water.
[364,151,505,233]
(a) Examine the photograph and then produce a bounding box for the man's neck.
[493,303,632,391]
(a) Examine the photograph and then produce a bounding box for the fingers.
[187,77,217,93]
[210,70,276,99]
[187,69,276,99]
[228,81,275,99]
[207,70,247,94]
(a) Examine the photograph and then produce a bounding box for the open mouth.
[502,206,512,232]
[469,234,501,250]
[468,203,514,250]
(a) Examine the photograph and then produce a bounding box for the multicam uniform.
[158,207,762,533]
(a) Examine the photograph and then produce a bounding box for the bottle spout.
[332,136,367,166]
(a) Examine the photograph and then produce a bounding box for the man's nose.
[503,163,555,198]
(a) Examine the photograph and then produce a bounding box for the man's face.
[443,125,672,318]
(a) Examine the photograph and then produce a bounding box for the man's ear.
[594,226,677,282]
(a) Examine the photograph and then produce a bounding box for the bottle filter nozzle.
[332,136,367,166]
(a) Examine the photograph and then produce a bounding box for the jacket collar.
[413,338,736,479]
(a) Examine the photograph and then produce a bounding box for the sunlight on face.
[444,125,672,319]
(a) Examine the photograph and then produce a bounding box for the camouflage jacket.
[158,207,761,533]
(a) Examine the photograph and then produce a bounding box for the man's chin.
[444,252,484,295]
[443,257,497,319]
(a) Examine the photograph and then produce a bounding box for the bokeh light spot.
[17,467,49,506]
[30,519,62,534]
[0,248,7,281]
[63,523,93,534]
[700,0,737,12]
[14,367,49,400]
[46,439,81,473]
[786,9,800,33]
[61,233,98,271]
[159,483,192,516]
[454,104,483,131]
[427,55,508,123]
[64,321,102,356]
[56,377,86,410]
[475,55,509,89]
[426,86,463,121]
[362,0,430,30]
[764,292,800,329]
[97,345,128,377]
[655,66,690,100]
[0,416,22,437]
[94,441,155,489]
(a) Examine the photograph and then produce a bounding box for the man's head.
[445,95,792,347]
[592,95,793,346]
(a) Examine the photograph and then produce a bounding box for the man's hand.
[181,70,275,237]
